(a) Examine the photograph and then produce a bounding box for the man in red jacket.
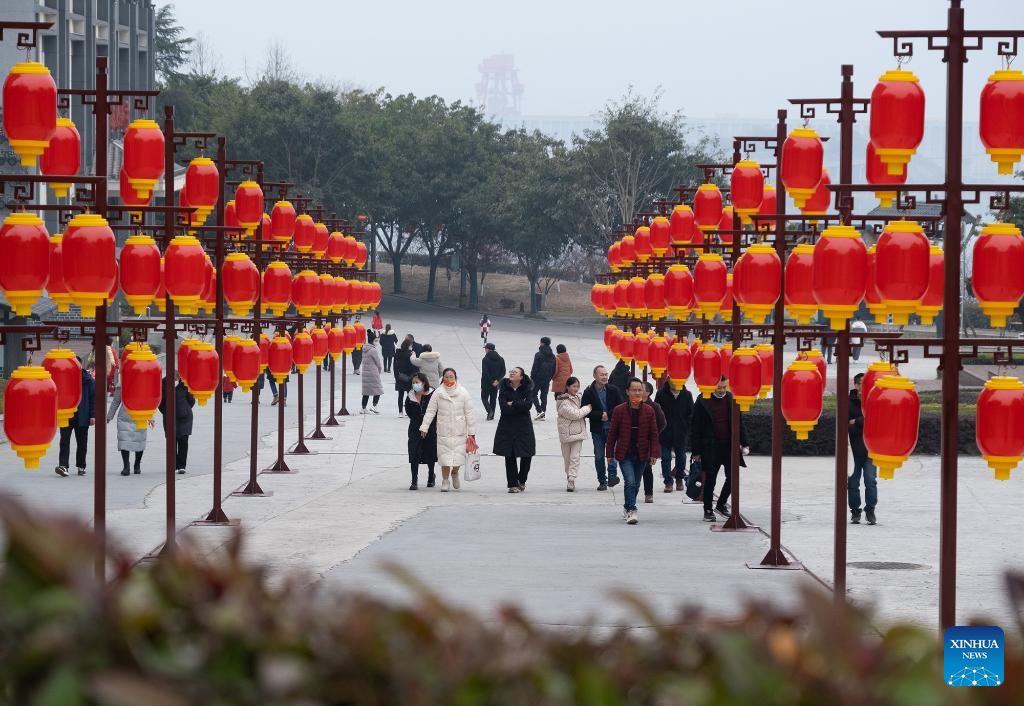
[606,378,661,524]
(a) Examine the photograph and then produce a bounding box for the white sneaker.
[626,511,639,525]
[534,412,545,420]
[441,478,450,492]
[452,471,460,489]
[622,509,629,520]
[360,409,367,414]
[370,406,379,414]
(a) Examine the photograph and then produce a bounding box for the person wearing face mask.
[420,367,476,491]
[405,373,437,489]
[605,378,661,525]
[494,366,537,492]
[689,375,750,522]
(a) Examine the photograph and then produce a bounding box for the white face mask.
[412,382,424,392]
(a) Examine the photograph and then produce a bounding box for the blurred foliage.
[1,498,1022,705]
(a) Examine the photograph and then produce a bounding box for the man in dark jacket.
[689,376,749,522]
[608,359,631,397]
[480,342,506,421]
[606,378,661,525]
[56,360,95,477]
[159,375,196,474]
[580,364,624,490]
[848,373,877,525]
[530,336,556,419]
[655,379,694,492]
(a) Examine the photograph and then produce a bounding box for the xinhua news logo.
[944,626,1004,686]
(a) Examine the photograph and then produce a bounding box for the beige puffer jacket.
[420,382,476,467]
[556,392,592,444]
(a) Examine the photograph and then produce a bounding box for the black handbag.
[685,458,705,501]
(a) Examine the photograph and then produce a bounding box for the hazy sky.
[168,0,1023,122]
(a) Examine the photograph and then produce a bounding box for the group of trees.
[155,7,719,312]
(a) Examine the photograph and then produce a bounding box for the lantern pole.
[307,312,330,440]
[338,329,351,416]
[160,104,178,552]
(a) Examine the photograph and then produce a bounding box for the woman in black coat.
[405,372,437,489]
[158,375,196,474]
[393,339,415,415]
[379,324,399,372]
[493,367,536,492]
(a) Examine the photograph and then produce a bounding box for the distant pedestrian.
[822,335,836,365]
[850,319,868,361]
[494,367,536,493]
[655,377,694,492]
[55,358,95,477]
[420,367,476,492]
[107,382,155,476]
[159,374,196,475]
[379,324,398,372]
[639,381,667,504]
[530,336,556,420]
[608,358,631,397]
[407,334,424,357]
[552,343,573,394]
[371,310,384,336]
[556,376,591,492]
[479,314,492,343]
[605,378,661,525]
[360,330,385,414]
[405,372,437,489]
[410,343,444,389]
[268,374,288,405]
[480,342,506,421]
[393,338,415,416]
[848,373,877,525]
[222,374,236,403]
[689,376,749,522]
[581,364,624,490]
[351,342,363,375]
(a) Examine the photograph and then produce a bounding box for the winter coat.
[420,382,475,467]
[360,342,386,396]
[580,381,624,433]
[481,350,506,387]
[158,378,195,439]
[556,391,591,444]
[552,351,573,393]
[106,386,147,452]
[379,332,399,357]
[606,402,661,463]
[654,383,694,448]
[530,345,556,385]
[688,393,748,470]
[70,368,96,427]
[645,398,666,434]
[371,315,384,331]
[222,376,237,393]
[608,360,631,396]
[410,351,444,389]
[411,341,424,356]
[493,376,536,458]
[393,348,415,392]
[406,390,438,464]
[848,389,867,459]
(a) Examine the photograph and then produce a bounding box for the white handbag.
[465,452,482,481]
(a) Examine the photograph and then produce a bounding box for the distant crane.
[475,54,524,118]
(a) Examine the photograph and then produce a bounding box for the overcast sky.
[168,0,1023,122]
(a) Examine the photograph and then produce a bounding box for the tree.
[154,4,194,81]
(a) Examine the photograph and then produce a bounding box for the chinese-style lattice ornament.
[40,118,81,198]
[232,339,261,392]
[693,253,728,319]
[292,331,314,374]
[649,216,671,257]
[972,222,1024,328]
[869,69,925,176]
[3,365,57,468]
[754,343,774,398]
[980,69,1024,175]
[730,160,764,225]
[781,360,823,440]
[693,343,722,399]
[875,220,930,324]
[0,212,50,316]
[866,141,906,209]
[781,127,824,208]
[222,252,259,317]
[187,342,219,406]
[292,270,321,317]
[784,243,817,323]
[664,265,693,320]
[164,234,206,315]
[717,206,735,245]
[234,181,263,237]
[916,245,944,325]
[123,119,165,199]
[797,349,827,393]
[648,334,670,377]
[62,213,116,317]
[633,226,653,262]
[293,214,317,252]
[694,184,724,233]
[812,225,867,331]
[976,376,1024,479]
[800,168,831,224]
[262,261,292,317]
[737,243,781,324]
[729,348,761,412]
[864,245,887,322]
[183,157,219,228]
[42,348,81,428]
[121,348,162,429]
[118,234,160,315]
[3,61,57,167]
[863,374,919,479]
[667,342,692,388]
[268,335,292,383]
[669,204,695,250]
[221,336,240,383]
[47,234,72,313]
[645,273,667,320]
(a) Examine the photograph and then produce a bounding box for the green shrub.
[0,497,1019,705]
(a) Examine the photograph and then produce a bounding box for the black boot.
[120,466,130,476]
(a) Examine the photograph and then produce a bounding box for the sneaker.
[508,487,520,493]
[271,395,279,406]
[626,511,639,525]
[865,509,876,525]
[608,476,620,488]
[716,503,731,518]
[486,413,494,421]
[441,478,450,492]
[452,471,460,490]
[675,479,684,491]
[597,483,608,491]
[851,511,861,525]
[55,465,69,477]
[121,468,130,476]
[370,406,379,414]
[703,510,716,522]
[664,482,674,493]
[76,468,86,476]
[534,412,545,420]
[427,479,436,488]
[518,483,526,492]
[409,483,418,490]
[360,409,368,414]
[176,469,186,475]
[567,479,575,492]
[644,495,654,504]
[622,509,629,520]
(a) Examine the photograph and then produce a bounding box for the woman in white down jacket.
[556,376,592,492]
[420,367,477,492]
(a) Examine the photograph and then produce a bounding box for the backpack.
[685,457,705,501]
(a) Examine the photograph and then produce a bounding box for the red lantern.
[334,277,350,314]
[781,127,824,208]
[327,327,346,361]
[293,214,316,252]
[196,257,215,315]
[3,365,57,468]
[123,119,165,199]
[121,348,162,429]
[3,61,57,167]
[327,231,346,263]
[62,213,116,317]
[649,216,671,257]
[693,253,728,319]
[107,261,119,305]
[781,360,823,440]
[40,117,81,198]
[590,284,604,315]
[784,243,817,324]
[222,253,259,317]
[732,252,746,308]
[177,338,197,391]
[292,270,321,317]
[367,281,383,310]
[221,335,240,383]
[187,342,219,406]
[261,261,292,317]
[341,236,358,266]
[720,273,734,318]
[729,348,761,412]
[119,234,161,315]
[645,273,667,320]
[234,181,264,237]
[648,335,670,377]
[669,205,695,248]
[865,245,887,322]
[690,338,701,358]
[292,331,314,374]
[862,361,897,410]
[46,234,72,313]
[812,225,867,331]
[717,206,735,245]
[977,376,1024,479]
[756,185,777,232]
[615,329,633,363]
[627,276,647,318]
[42,348,81,428]
[754,343,774,398]
[120,341,148,367]
[980,69,1024,175]
[798,349,827,394]
[730,160,764,224]
[875,220,929,324]
[269,200,296,244]
[312,222,330,259]
[869,69,925,176]
[0,212,50,316]
[633,226,653,262]
[257,333,270,372]
[972,222,1024,327]
[225,200,240,237]
[347,280,364,312]
[232,339,261,392]
[693,344,721,399]
[664,264,693,320]
[353,241,368,269]
[737,243,782,324]
[633,331,651,371]
[694,184,723,233]
[916,245,944,325]
[863,374,919,479]
[607,240,622,272]
[667,343,691,388]
[163,235,205,315]
[866,141,907,209]
[719,343,733,378]
[619,234,636,267]
[183,157,218,229]
[612,279,630,317]
[800,168,831,224]
[341,325,359,354]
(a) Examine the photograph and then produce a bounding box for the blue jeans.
[660,444,687,484]
[268,377,288,399]
[848,455,877,513]
[620,452,643,512]
[592,429,618,484]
